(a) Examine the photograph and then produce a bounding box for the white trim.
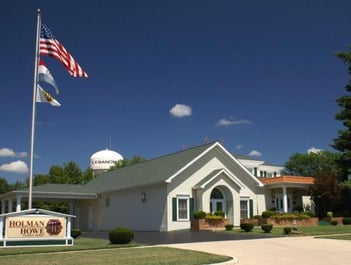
[240,199,250,219]
[176,195,190,221]
[165,143,219,183]
[196,168,245,189]
[165,142,263,187]
[216,143,264,187]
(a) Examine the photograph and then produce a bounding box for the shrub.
[326,211,333,218]
[205,214,224,220]
[261,211,275,218]
[240,223,254,232]
[302,211,315,217]
[283,227,292,235]
[261,224,273,233]
[193,211,206,219]
[71,229,81,239]
[225,224,234,231]
[342,218,351,225]
[214,210,225,218]
[109,227,134,244]
[331,220,338,226]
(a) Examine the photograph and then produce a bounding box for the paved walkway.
[165,236,351,265]
[82,231,351,264]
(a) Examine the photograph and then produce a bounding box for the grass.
[0,238,231,265]
[229,224,351,237]
[1,225,350,264]
[0,238,141,256]
[317,234,351,240]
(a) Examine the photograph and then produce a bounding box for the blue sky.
[1,0,350,183]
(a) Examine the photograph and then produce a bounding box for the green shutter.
[249,199,254,218]
[189,198,194,220]
[172,197,177,221]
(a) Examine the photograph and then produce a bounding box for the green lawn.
[1,225,350,265]
[230,224,351,237]
[0,238,231,265]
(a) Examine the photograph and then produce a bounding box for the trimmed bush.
[205,214,224,220]
[214,210,225,218]
[302,211,315,217]
[342,217,351,225]
[261,224,273,233]
[225,224,234,231]
[71,229,82,239]
[283,227,292,235]
[261,211,275,218]
[193,211,206,219]
[240,223,254,232]
[109,227,134,244]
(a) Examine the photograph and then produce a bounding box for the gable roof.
[84,141,263,193]
[84,142,216,193]
[193,168,245,189]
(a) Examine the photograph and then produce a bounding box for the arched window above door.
[211,188,224,199]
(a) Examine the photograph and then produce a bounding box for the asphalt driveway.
[82,230,272,245]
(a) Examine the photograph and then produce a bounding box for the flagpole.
[29,9,42,209]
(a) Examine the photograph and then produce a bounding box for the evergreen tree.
[332,48,351,181]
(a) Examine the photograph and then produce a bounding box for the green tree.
[283,151,340,177]
[109,155,146,171]
[310,170,339,218]
[0,177,10,194]
[81,167,94,184]
[336,181,351,217]
[63,161,82,184]
[33,174,50,186]
[332,47,351,181]
[48,165,65,183]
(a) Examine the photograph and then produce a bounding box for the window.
[177,197,189,221]
[240,200,249,219]
[253,167,258,177]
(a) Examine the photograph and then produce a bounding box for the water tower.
[90,149,123,175]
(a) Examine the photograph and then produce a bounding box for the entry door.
[210,188,226,215]
[275,194,292,212]
[210,199,225,213]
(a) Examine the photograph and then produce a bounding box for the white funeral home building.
[0,142,315,232]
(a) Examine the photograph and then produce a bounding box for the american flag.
[40,24,88,78]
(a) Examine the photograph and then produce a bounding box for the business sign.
[6,215,66,238]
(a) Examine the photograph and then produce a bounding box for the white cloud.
[248,150,262,157]
[170,104,192,118]
[307,147,323,154]
[16,152,28,158]
[0,160,29,174]
[0,148,16,157]
[236,144,243,149]
[0,148,28,158]
[216,118,252,127]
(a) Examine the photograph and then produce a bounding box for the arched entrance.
[210,188,226,214]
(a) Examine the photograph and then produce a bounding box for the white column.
[1,200,6,214]
[0,217,4,239]
[282,186,288,213]
[8,199,13,213]
[16,195,22,212]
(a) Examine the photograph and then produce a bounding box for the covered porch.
[260,176,315,213]
[0,184,97,215]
